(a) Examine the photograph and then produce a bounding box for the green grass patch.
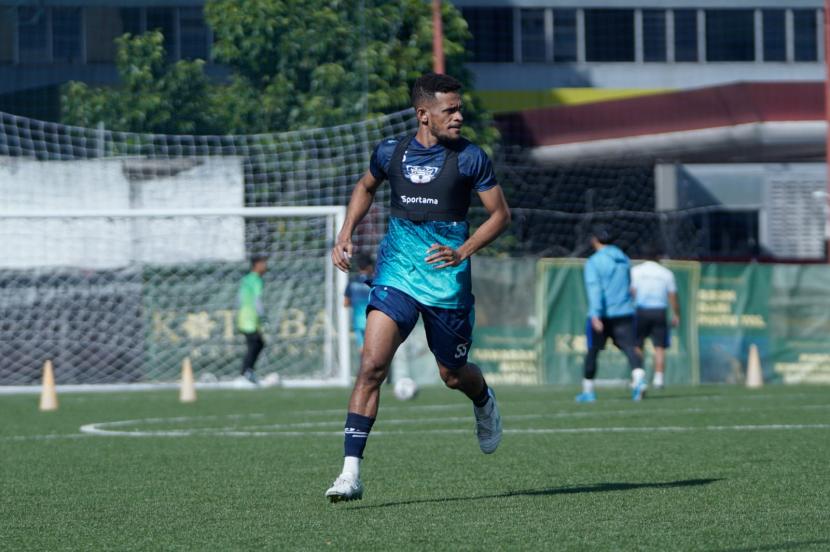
[2,385,829,550]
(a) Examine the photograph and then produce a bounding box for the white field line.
[134,402,830,432]
[75,423,830,438]
[73,402,830,438]
[5,403,827,442]
[7,421,830,442]
[0,433,92,442]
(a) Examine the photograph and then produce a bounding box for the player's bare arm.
[332,170,382,273]
[669,291,681,326]
[425,184,511,269]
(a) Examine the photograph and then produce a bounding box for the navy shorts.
[586,315,637,352]
[636,308,670,348]
[367,285,474,369]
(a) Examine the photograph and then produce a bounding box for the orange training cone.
[180,357,196,403]
[39,359,58,411]
[746,344,763,389]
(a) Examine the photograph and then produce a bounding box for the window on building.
[462,8,514,62]
[0,9,14,64]
[120,8,144,36]
[553,9,577,62]
[52,8,83,63]
[674,9,698,62]
[693,210,760,258]
[179,7,209,60]
[18,7,50,63]
[706,10,754,62]
[762,10,786,62]
[520,9,546,62]
[793,10,818,62]
[585,9,634,62]
[462,8,514,63]
[643,9,667,62]
[147,7,177,59]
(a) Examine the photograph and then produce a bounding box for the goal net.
[0,108,418,388]
[0,207,350,388]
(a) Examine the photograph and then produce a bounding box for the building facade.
[0,0,825,118]
[0,1,217,119]
[455,0,824,111]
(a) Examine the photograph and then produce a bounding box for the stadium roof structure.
[495,82,826,165]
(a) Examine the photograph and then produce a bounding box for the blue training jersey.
[584,245,636,319]
[369,136,497,309]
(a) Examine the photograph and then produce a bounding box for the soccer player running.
[344,253,374,355]
[575,227,646,403]
[236,256,268,384]
[631,244,680,390]
[325,73,511,502]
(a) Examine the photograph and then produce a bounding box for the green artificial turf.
[1,384,828,551]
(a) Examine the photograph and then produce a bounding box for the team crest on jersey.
[404,164,439,184]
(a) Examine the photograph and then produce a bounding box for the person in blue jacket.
[576,226,646,403]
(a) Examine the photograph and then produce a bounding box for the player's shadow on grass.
[350,478,721,510]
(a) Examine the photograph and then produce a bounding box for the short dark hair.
[411,73,462,108]
[250,255,268,268]
[591,224,612,245]
[641,241,662,260]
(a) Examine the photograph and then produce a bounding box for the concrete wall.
[0,157,245,268]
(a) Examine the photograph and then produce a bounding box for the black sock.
[472,383,490,408]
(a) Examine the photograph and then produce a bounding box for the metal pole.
[359,0,368,118]
[825,0,830,260]
[432,0,445,74]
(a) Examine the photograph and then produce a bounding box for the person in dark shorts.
[324,73,511,502]
[632,245,680,390]
[576,226,645,403]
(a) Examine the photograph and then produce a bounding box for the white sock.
[632,368,646,385]
[342,456,360,478]
[582,378,595,394]
[653,372,664,387]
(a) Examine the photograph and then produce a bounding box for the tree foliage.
[63,1,497,148]
[62,32,215,134]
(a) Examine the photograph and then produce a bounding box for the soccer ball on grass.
[393,377,419,401]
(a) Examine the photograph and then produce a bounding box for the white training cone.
[39,359,58,412]
[180,357,197,403]
[746,344,763,389]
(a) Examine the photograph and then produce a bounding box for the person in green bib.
[236,256,268,384]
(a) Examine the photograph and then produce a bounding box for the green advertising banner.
[768,265,830,384]
[142,259,333,382]
[536,259,699,386]
[470,257,539,385]
[137,257,830,386]
[696,263,772,384]
[536,259,830,386]
[395,257,540,386]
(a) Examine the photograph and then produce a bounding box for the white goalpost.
[0,206,350,390]
[0,107,418,390]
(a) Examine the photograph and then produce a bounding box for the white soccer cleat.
[325,473,364,503]
[474,388,502,454]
